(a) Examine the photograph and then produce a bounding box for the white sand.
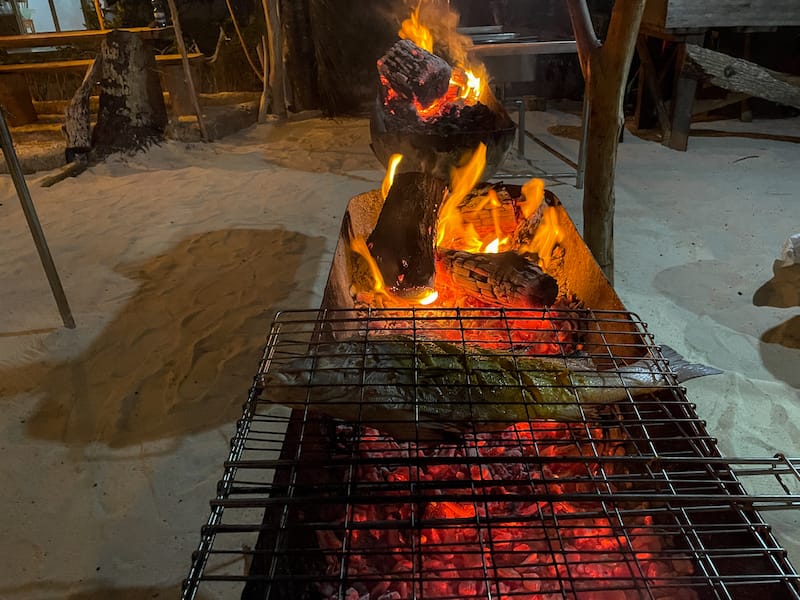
[0,112,798,598]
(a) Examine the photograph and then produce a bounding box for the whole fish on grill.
[260,336,718,440]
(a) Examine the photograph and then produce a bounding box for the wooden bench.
[0,26,173,49]
[0,27,205,125]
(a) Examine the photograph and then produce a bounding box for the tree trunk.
[280,0,318,111]
[566,0,646,284]
[92,30,167,156]
[262,0,287,119]
[63,59,99,162]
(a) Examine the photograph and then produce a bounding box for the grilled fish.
[260,336,707,440]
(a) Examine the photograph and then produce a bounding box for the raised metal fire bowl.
[369,95,516,181]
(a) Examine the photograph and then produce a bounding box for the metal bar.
[0,110,75,329]
[182,307,800,598]
[515,100,525,157]
[46,0,61,32]
[469,40,578,57]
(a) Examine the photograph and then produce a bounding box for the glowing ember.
[316,423,698,600]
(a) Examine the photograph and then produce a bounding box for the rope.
[224,0,265,83]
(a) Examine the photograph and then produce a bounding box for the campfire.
[370,4,516,181]
[351,143,565,309]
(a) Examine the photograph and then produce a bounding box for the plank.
[0,26,173,49]
[683,44,800,110]
[0,53,203,73]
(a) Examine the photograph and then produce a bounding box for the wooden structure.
[0,26,206,126]
[636,0,800,151]
[566,0,646,285]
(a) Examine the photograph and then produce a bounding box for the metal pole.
[0,110,76,329]
[516,99,525,157]
[46,0,61,31]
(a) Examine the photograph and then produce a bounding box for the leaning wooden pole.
[165,0,210,141]
[566,0,646,284]
[262,0,287,120]
[92,0,106,29]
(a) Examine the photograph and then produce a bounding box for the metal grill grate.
[182,308,800,600]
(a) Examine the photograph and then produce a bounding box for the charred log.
[378,39,452,107]
[367,171,448,294]
[438,249,559,308]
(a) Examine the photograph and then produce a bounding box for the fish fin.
[660,345,723,383]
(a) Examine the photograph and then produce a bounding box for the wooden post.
[164,0,209,141]
[566,0,646,284]
[257,36,269,123]
[92,0,106,30]
[262,0,287,119]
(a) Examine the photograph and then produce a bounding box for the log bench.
[0,27,205,125]
[635,0,800,151]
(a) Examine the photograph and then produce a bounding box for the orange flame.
[351,236,440,307]
[436,143,487,249]
[381,154,403,200]
[516,204,563,263]
[521,178,545,219]
[395,4,487,121]
[398,5,433,53]
[351,236,386,294]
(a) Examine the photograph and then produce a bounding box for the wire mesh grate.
[182,308,800,600]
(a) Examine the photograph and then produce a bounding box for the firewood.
[367,171,448,293]
[377,39,452,107]
[438,249,559,308]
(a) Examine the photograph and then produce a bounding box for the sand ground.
[0,109,798,599]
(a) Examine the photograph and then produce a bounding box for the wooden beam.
[683,43,800,109]
[635,35,670,133]
[165,0,210,141]
[93,0,106,30]
[262,0,287,120]
[566,0,647,284]
[565,0,601,79]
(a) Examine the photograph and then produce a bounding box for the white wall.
[28,0,89,32]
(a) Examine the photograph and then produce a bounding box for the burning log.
[367,171,448,294]
[438,249,559,308]
[377,39,452,107]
